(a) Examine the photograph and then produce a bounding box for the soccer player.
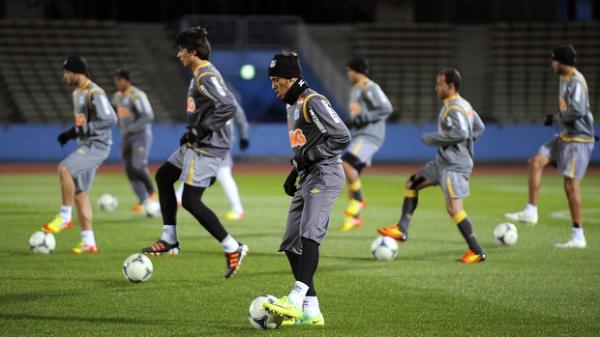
[141,27,248,279]
[505,45,596,248]
[263,51,351,325]
[175,99,249,220]
[112,68,156,214]
[42,56,117,254]
[377,69,486,263]
[339,57,393,231]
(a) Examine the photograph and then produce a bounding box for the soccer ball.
[248,295,283,330]
[371,235,398,260]
[143,199,161,218]
[29,231,56,254]
[97,193,118,212]
[494,223,518,246]
[122,253,153,283]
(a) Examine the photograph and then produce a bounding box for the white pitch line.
[550,208,600,224]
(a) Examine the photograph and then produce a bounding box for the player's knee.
[563,178,578,195]
[181,185,206,212]
[529,155,545,170]
[155,163,178,186]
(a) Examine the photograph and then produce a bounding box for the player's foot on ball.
[224,210,245,221]
[149,192,157,201]
[282,313,325,326]
[224,243,248,279]
[344,198,367,217]
[554,238,586,249]
[505,210,538,225]
[377,224,407,241]
[142,240,181,256]
[459,249,486,264]
[263,296,303,320]
[338,216,363,231]
[70,242,98,254]
[131,204,144,213]
[42,215,73,234]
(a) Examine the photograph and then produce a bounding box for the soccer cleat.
[142,240,181,256]
[224,243,248,279]
[504,210,538,225]
[459,249,486,264]
[344,198,367,217]
[149,193,157,200]
[338,216,363,231]
[42,215,73,234]
[263,296,303,320]
[70,242,98,254]
[281,313,325,326]
[131,204,144,213]
[377,224,407,241]
[224,210,245,221]
[554,238,586,249]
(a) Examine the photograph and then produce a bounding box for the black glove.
[179,132,189,146]
[291,147,317,171]
[352,113,371,128]
[239,138,250,151]
[544,114,555,127]
[57,127,79,147]
[283,168,299,197]
[184,126,210,145]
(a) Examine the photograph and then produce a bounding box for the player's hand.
[239,138,250,151]
[184,126,210,145]
[57,127,78,147]
[352,114,370,128]
[179,132,189,146]
[543,114,554,127]
[283,168,299,196]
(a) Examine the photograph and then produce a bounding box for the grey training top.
[348,78,393,146]
[72,80,117,147]
[553,68,595,143]
[112,85,154,137]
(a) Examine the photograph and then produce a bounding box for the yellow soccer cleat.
[263,296,303,320]
[224,210,245,221]
[338,216,363,231]
[376,224,407,241]
[459,249,486,264]
[343,198,367,217]
[281,313,325,326]
[42,215,73,234]
[70,242,98,255]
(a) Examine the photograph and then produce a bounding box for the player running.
[141,27,247,279]
[377,69,487,263]
[505,45,596,248]
[42,56,117,254]
[339,57,393,231]
[112,68,157,214]
[263,51,351,325]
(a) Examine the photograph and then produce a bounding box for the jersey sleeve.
[126,92,154,133]
[196,74,237,132]
[303,96,351,162]
[422,108,469,146]
[233,100,249,140]
[362,84,393,122]
[88,91,117,135]
[472,110,485,140]
[558,80,587,123]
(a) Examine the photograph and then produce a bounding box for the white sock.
[217,166,243,213]
[288,281,309,308]
[221,234,240,253]
[303,296,321,318]
[524,203,538,215]
[160,225,178,244]
[59,205,72,222]
[572,227,585,241]
[81,230,95,246]
[175,182,184,205]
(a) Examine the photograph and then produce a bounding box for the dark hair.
[175,27,211,60]
[438,68,461,91]
[115,68,130,81]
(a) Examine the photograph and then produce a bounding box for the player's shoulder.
[195,63,222,82]
[443,95,471,116]
[303,89,331,110]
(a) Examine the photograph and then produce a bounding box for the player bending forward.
[506,45,596,248]
[378,69,487,263]
[263,51,350,325]
[42,56,117,254]
[141,27,247,279]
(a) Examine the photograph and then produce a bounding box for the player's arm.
[126,93,154,134]
[233,100,249,140]
[196,75,236,133]
[558,80,587,123]
[88,91,117,134]
[302,98,351,163]
[472,110,485,140]
[422,109,468,146]
[362,85,393,122]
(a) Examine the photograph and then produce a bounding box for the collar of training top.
[282,78,309,105]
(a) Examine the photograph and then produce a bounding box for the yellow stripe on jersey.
[446,175,456,199]
[194,71,218,91]
[442,104,466,120]
[559,133,595,143]
[351,139,364,156]
[302,93,327,124]
[568,158,576,178]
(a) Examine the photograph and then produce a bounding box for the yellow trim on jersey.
[186,157,196,185]
[568,158,576,178]
[442,104,466,120]
[194,71,218,91]
[452,210,467,224]
[193,61,211,74]
[443,94,460,105]
[76,79,91,91]
[302,93,327,124]
[404,189,417,198]
[559,67,576,80]
[559,133,595,143]
[351,139,364,156]
[446,175,456,199]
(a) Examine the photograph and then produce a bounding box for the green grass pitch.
[1,170,599,336]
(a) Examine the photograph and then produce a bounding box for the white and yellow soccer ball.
[248,295,283,330]
[29,231,56,254]
[371,235,398,260]
[97,193,118,212]
[143,199,161,218]
[494,222,518,246]
[122,254,153,283]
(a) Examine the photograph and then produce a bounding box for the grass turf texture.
[1,171,599,337]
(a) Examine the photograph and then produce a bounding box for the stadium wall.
[1,124,599,163]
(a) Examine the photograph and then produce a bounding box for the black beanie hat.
[347,57,369,75]
[115,68,130,81]
[63,55,88,75]
[551,45,577,66]
[268,52,302,79]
